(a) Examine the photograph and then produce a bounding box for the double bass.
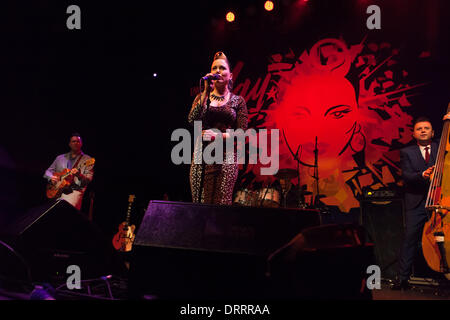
[422,103,450,280]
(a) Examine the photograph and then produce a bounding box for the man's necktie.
[425,146,430,164]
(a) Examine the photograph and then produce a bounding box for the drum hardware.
[233,184,281,208]
[233,188,258,207]
[311,136,321,208]
[279,178,292,208]
[260,187,269,207]
[257,187,281,208]
[281,129,318,209]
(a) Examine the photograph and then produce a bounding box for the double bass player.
[393,113,450,290]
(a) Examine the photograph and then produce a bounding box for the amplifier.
[363,189,397,199]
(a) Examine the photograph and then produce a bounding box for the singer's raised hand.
[202,73,215,91]
[198,72,215,107]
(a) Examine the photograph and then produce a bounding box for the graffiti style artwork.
[233,37,428,212]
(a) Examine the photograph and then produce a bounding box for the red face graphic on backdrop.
[277,74,358,163]
[232,37,426,212]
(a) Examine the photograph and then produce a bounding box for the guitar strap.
[72,154,84,170]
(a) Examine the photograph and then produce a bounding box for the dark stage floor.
[1,278,450,301]
[373,281,450,300]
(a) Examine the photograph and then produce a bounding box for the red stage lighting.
[264,1,274,11]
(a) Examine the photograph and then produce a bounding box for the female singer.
[188,51,248,205]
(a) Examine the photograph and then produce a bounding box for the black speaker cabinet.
[360,198,404,280]
[128,200,321,299]
[0,200,122,284]
[267,223,375,300]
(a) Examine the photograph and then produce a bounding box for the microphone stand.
[312,136,320,208]
[282,129,315,209]
[295,147,303,208]
[196,94,211,203]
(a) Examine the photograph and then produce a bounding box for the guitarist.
[43,133,94,210]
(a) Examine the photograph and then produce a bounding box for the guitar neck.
[125,204,132,225]
[62,171,74,179]
[124,195,135,226]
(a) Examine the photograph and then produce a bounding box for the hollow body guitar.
[112,195,136,252]
[46,158,95,199]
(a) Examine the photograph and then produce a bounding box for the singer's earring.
[228,78,234,90]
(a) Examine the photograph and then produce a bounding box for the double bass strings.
[438,121,448,206]
[426,130,439,207]
[427,120,449,208]
[437,121,450,204]
[433,123,446,205]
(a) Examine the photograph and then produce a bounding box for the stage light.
[264,1,274,11]
[226,11,235,22]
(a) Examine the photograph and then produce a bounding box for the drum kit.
[234,187,281,208]
[235,135,324,209]
[233,168,312,209]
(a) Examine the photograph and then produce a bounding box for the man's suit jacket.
[400,141,438,211]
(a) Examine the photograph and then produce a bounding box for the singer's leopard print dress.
[188,93,248,205]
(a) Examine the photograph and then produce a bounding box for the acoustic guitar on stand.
[112,194,136,252]
[46,158,96,199]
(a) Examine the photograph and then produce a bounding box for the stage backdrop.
[228,37,422,212]
[186,0,449,213]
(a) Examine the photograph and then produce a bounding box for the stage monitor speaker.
[360,198,404,280]
[129,200,321,299]
[267,223,375,300]
[0,199,122,284]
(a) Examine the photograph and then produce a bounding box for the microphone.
[202,74,221,81]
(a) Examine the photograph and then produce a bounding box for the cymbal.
[275,168,298,179]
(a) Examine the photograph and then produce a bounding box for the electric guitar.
[112,195,136,252]
[46,158,95,199]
